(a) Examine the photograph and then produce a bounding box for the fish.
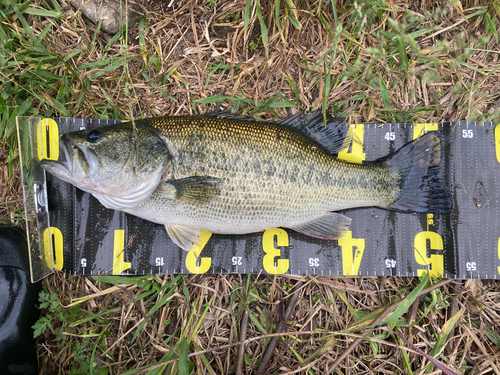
[40,112,453,250]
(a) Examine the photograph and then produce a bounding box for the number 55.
[462,129,473,138]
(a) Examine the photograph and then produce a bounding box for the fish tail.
[383,133,453,214]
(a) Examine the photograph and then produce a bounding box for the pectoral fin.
[287,212,352,240]
[165,223,204,251]
[164,176,222,205]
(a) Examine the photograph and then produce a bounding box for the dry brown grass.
[36,273,500,374]
[0,139,24,225]
[1,0,500,373]
[43,0,500,123]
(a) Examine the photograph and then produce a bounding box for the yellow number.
[113,230,131,275]
[413,123,438,140]
[427,213,434,229]
[186,231,212,274]
[42,227,64,270]
[427,214,434,224]
[339,231,365,276]
[37,118,59,161]
[338,124,366,163]
[262,228,289,274]
[495,124,500,164]
[414,231,444,277]
[414,123,440,274]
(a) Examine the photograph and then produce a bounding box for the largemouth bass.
[41,112,453,250]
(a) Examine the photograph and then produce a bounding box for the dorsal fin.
[276,111,351,155]
[203,110,351,155]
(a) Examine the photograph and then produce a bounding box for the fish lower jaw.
[93,192,153,211]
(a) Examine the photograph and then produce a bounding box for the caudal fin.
[383,133,453,214]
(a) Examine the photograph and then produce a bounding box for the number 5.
[414,231,444,277]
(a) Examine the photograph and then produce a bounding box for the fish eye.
[87,130,100,143]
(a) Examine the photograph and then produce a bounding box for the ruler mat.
[19,117,500,280]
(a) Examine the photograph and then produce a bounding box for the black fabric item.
[0,227,40,375]
[0,227,31,273]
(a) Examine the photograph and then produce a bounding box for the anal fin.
[165,223,204,251]
[287,212,352,240]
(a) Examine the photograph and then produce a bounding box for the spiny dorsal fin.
[276,111,351,155]
[203,110,352,155]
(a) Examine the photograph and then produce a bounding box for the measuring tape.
[27,118,500,279]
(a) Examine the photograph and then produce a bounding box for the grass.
[0,0,500,373]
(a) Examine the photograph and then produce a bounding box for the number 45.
[462,129,473,138]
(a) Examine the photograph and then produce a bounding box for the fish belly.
[130,158,393,235]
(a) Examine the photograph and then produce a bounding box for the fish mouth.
[39,134,72,178]
[40,134,96,181]
[59,134,74,173]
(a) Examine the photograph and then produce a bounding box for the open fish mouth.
[40,134,94,181]
[58,134,74,174]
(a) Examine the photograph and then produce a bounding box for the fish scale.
[41,112,452,251]
[132,116,395,230]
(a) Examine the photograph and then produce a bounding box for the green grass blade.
[178,338,189,375]
[70,307,121,327]
[274,0,284,41]
[195,95,236,104]
[131,320,147,343]
[391,328,459,375]
[245,304,268,335]
[485,13,499,43]
[284,76,300,106]
[188,292,215,342]
[486,328,500,347]
[285,0,301,29]
[147,283,181,316]
[192,340,216,374]
[122,351,177,375]
[94,275,154,285]
[430,308,464,357]
[346,272,429,332]
[14,6,37,41]
[244,0,252,42]
[256,1,268,58]
[376,272,429,326]
[397,36,408,72]
[89,327,108,375]
[33,22,52,47]
[329,0,338,27]
[377,71,391,108]
[23,6,61,17]
[398,336,414,375]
